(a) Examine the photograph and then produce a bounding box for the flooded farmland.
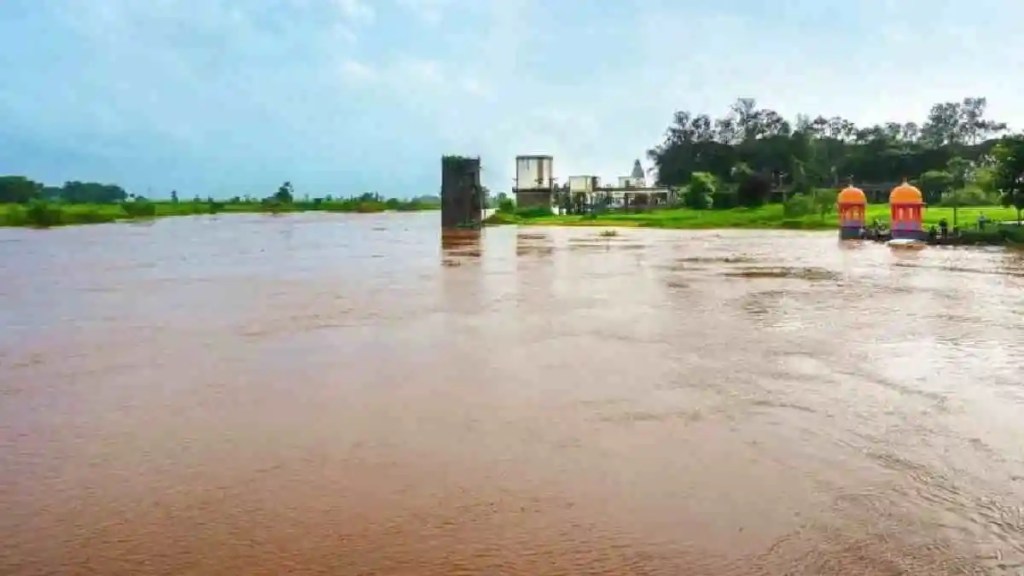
[2,211,1024,575]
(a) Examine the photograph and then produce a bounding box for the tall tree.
[992,136,1024,224]
[647,95,1009,191]
[0,176,42,203]
[274,181,294,204]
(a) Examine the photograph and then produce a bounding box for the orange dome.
[890,181,923,205]
[837,186,866,205]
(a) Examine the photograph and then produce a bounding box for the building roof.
[837,185,867,205]
[890,180,923,205]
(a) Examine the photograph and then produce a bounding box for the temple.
[837,184,867,240]
[889,179,926,241]
[630,159,645,181]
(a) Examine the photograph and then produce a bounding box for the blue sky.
[1,0,1022,199]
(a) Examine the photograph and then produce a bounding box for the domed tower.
[628,159,647,188]
[837,184,867,240]
[889,179,926,240]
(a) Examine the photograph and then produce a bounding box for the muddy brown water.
[2,211,1024,575]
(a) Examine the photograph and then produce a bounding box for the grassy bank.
[0,199,439,228]
[487,204,1021,232]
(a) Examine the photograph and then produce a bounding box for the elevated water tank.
[515,155,554,190]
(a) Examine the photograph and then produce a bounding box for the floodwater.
[2,211,1024,575]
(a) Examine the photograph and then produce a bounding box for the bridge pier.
[440,155,483,229]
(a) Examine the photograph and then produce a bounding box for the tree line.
[0,177,129,204]
[0,176,441,210]
[1,176,444,227]
[646,96,1024,217]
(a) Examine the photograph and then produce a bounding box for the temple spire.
[631,159,645,179]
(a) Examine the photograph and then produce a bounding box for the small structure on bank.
[514,155,555,210]
[440,155,484,229]
[889,179,926,241]
[837,184,867,240]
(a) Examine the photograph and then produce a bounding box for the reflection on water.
[2,214,1024,575]
[516,230,555,257]
[441,228,482,265]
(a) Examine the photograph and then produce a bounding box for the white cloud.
[395,0,450,25]
[398,58,443,85]
[333,0,374,24]
[460,78,488,96]
[338,57,448,89]
[340,59,376,83]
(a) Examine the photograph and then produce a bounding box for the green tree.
[992,136,1024,224]
[647,95,1008,194]
[0,176,42,203]
[917,170,953,204]
[497,196,515,213]
[170,190,179,203]
[275,181,294,204]
[945,157,973,190]
[684,172,715,209]
[782,194,814,217]
[25,199,63,226]
[943,158,973,227]
[121,198,156,217]
[60,181,127,203]
[812,189,838,220]
[974,165,997,195]
[736,172,771,208]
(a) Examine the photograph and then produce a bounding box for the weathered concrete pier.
[440,155,484,229]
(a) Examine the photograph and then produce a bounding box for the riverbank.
[0,199,440,228]
[486,204,1021,233]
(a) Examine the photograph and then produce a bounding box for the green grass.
[0,199,440,228]
[0,203,125,226]
[487,204,1022,231]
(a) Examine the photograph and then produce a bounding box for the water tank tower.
[514,155,554,209]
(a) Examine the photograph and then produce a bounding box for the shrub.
[958,224,1024,245]
[736,173,772,207]
[121,199,157,218]
[515,206,552,218]
[1006,224,1024,244]
[67,207,117,224]
[783,194,814,217]
[812,189,838,219]
[355,201,386,213]
[25,199,63,227]
[939,186,1000,207]
[685,172,715,209]
[497,198,516,213]
[711,187,739,209]
[394,201,423,212]
[2,205,29,226]
[261,198,285,214]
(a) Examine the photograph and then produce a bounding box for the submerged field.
[488,204,1021,231]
